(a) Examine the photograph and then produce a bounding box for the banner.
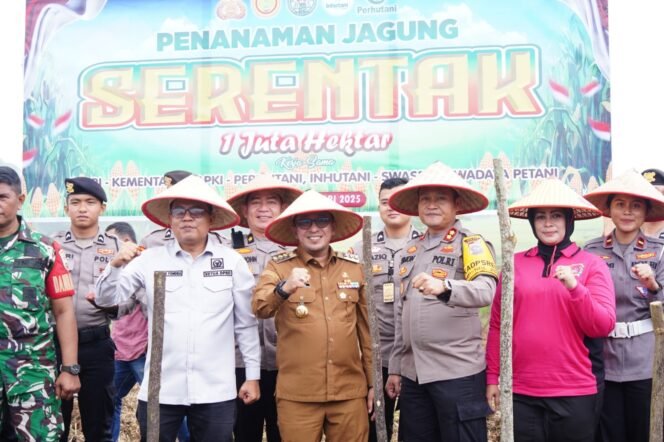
[22,0,611,217]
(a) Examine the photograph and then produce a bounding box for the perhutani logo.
[357,0,396,15]
[323,0,352,16]
[211,258,225,269]
[288,0,317,16]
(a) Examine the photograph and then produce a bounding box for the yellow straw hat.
[508,179,602,219]
[226,174,303,228]
[141,175,239,230]
[583,170,664,221]
[388,162,488,215]
[265,190,363,246]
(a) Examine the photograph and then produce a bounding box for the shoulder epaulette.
[337,251,360,263]
[583,236,604,247]
[272,251,297,263]
[411,229,421,240]
[231,228,245,249]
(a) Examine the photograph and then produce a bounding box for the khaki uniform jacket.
[352,227,420,368]
[234,233,288,371]
[389,221,497,384]
[585,231,664,382]
[253,247,373,402]
[53,229,121,328]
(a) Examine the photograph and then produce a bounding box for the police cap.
[64,177,107,203]
[642,168,664,186]
[164,170,192,187]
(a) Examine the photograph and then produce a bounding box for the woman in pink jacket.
[486,179,616,441]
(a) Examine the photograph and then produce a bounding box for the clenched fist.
[110,241,143,268]
[282,267,311,295]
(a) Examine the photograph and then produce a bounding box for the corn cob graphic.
[109,161,123,202]
[31,187,43,217]
[126,161,140,202]
[46,183,61,216]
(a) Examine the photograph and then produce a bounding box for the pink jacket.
[486,244,615,397]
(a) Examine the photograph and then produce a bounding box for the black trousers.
[138,399,235,442]
[513,393,599,442]
[233,368,280,442]
[596,379,651,442]
[59,335,115,442]
[400,371,490,442]
[369,366,397,442]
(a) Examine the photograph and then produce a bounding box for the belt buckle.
[626,322,634,338]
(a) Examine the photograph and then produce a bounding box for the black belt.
[78,325,110,345]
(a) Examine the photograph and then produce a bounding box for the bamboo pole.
[493,158,516,442]
[147,271,166,442]
[362,215,388,442]
[649,301,664,442]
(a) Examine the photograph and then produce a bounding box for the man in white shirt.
[94,175,260,442]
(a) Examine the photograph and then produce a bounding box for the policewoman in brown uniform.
[584,170,664,442]
[227,174,302,442]
[252,190,373,442]
[385,162,497,442]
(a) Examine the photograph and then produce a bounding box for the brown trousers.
[276,397,369,442]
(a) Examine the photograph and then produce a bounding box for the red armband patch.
[45,242,75,299]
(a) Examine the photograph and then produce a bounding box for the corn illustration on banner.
[22,0,611,217]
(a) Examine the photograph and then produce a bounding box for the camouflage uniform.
[0,217,75,441]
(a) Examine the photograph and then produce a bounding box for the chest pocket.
[12,258,47,311]
[164,275,185,313]
[285,286,317,323]
[397,259,416,298]
[336,287,360,322]
[201,275,233,314]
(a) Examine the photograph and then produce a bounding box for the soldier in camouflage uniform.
[0,166,80,441]
[227,174,302,442]
[53,177,122,442]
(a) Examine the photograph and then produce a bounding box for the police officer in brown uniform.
[351,177,419,442]
[227,174,302,442]
[141,170,228,249]
[53,177,123,441]
[385,162,497,442]
[642,168,664,239]
[253,190,374,442]
[584,170,664,442]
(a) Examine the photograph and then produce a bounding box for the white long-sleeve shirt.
[95,235,260,405]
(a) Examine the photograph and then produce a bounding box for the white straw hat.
[226,174,303,228]
[141,175,239,230]
[388,162,488,215]
[508,179,602,220]
[583,170,664,221]
[265,190,363,246]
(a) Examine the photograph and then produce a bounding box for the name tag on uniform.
[383,282,395,303]
[338,281,360,289]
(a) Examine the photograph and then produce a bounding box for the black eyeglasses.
[170,206,209,219]
[294,216,333,230]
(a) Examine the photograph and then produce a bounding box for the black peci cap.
[642,168,664,186]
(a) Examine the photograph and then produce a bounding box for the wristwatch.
[275,280,291,300]
[60,364,81,375]
[437,279,453,303]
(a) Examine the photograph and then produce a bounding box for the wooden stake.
[147,271,166,442]
[649,301,664,442]
[362,215,388,442]
[493,158,516,442]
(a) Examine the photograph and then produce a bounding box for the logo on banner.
[253,0,281,18]
[323,0,352,15]
[288,0,317,16]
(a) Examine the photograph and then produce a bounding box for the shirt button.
[325,297,329,301]
[329,338,334,342]
[327,316,331,321]
[328,360,333,364]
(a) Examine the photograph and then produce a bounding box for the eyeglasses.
[294,216,333,230]
[170,206,209,219]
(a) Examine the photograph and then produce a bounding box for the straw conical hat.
[265,190,363,246]
[508,179,601,220]
[142,175,239,230]
[583,170,664,221]
[226,174,303,228]
[388,162,488,215]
